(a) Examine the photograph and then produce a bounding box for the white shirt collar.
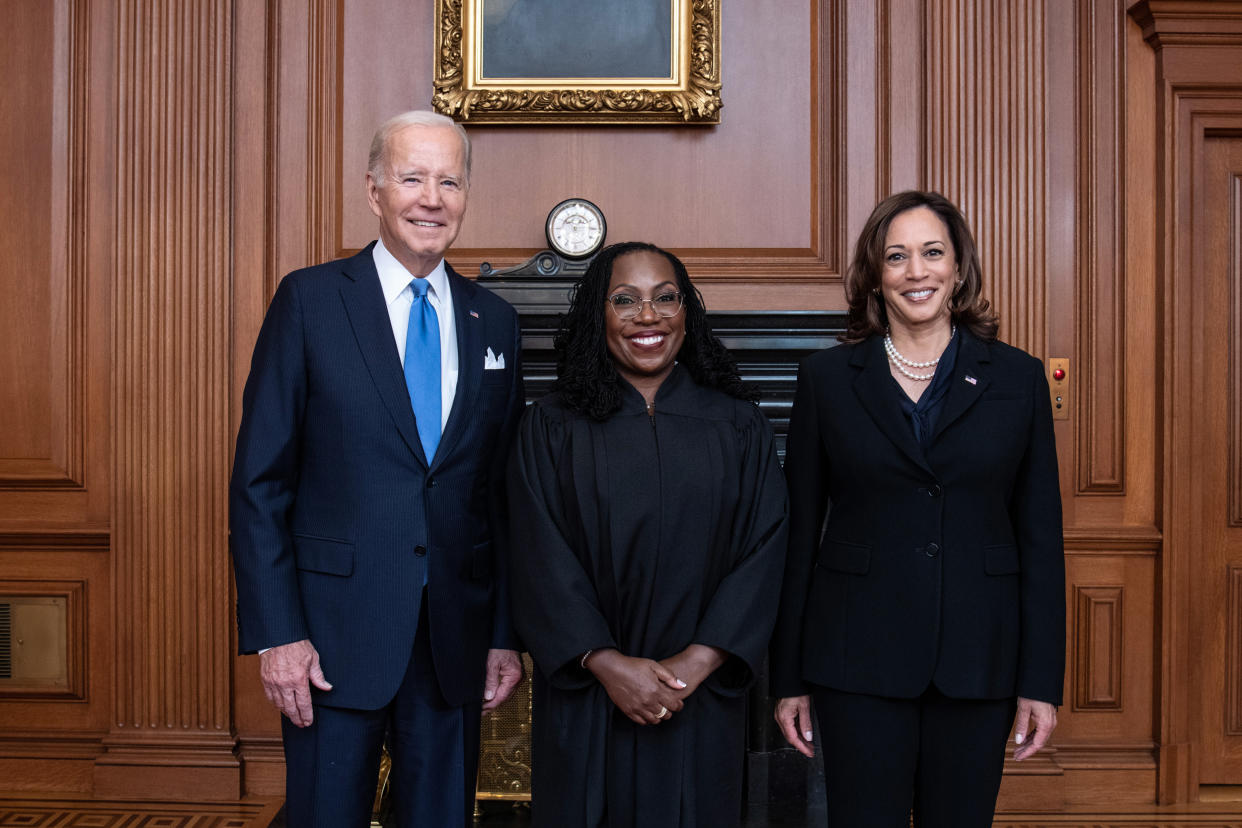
[372,238,450,305]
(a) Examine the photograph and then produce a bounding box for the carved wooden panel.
[98,0,239,799]
[924,0,1047,357]
[0,0,86,490]
[1073,586,1124,711]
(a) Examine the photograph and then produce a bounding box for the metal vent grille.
[0,602,11,679]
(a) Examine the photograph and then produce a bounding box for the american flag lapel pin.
[964,375,978,385]
[469,309,479,319]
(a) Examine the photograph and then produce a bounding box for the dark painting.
[482,0,673,80]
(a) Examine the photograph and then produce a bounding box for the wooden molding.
[1063,526,1162,555]
[1131,1,1242,46]
[1073,586,1125,712]
[0,730,105,760]
[0,531,108,551]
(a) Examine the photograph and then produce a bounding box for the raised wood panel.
[0,579,85,701]
[0,0,85,490]
[924,0,1047,357]
[1230,566,1242,735]
[1232,174,1242,528]
[0,541,110,784]
[96,0,238,799]
[1055,555,1155,775]
[1073,586,1124,712]
[1075,0,1128,495]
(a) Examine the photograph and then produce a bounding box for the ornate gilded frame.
[432,0,721,124]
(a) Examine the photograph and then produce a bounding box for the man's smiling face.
[366,124,469,277]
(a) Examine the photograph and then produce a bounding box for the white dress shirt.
[373,238,459,431]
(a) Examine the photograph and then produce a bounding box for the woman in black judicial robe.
[508,242,788,827]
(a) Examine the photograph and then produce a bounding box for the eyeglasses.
[606,291,683,320]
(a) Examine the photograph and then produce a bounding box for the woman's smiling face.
[879,206,959,335]
[604,250,686,393]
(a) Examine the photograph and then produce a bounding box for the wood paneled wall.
[1,0,1240,811]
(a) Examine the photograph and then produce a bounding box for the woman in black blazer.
[770,191,1065,827]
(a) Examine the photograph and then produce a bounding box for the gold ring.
[656,706,668,719]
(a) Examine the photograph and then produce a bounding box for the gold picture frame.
[432,0,721,124]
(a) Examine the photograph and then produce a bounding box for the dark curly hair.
[553,241,757,420]
[842,190,999,344]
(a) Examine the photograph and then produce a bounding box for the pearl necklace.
[883,326,956,381]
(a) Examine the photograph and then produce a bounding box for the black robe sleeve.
[507,401,618,689]
[693,402,789,694]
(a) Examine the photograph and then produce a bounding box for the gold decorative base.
[371,654,536,823]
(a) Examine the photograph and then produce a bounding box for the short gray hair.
[367,110,471,185]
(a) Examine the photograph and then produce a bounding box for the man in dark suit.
[229,110,524,827]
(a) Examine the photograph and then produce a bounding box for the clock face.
[546,199,606,259]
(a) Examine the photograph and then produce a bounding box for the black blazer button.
[927,484,943,497]
[426,478,437,488]
[924,542,940,557]
[414,545,427,557]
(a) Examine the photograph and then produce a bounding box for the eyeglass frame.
[604,290,684,320]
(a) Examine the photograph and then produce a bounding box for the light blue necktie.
[404,278,441,463]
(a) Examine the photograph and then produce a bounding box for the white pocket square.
[484,347,505,370]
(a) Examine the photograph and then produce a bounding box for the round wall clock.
[545,198,607,259]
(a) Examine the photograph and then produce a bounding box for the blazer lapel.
[338,243,428,466]
[851,337,935,476]
[929,330,991,444]
[432,264,482,469]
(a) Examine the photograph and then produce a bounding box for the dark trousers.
[812,683,1015,828]
[281,598,481,828]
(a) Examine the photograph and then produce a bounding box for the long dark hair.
[553,241,757,420]
[842,190,999,343]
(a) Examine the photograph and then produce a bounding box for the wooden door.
[1193,135,1242,783]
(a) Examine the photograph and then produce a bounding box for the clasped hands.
[585,644,725,726]
[260,639,523,727]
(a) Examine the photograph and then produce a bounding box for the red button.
[1052,368,1066,381]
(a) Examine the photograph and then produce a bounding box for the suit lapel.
[929,330,991,444]
[338,243,429,466]
[433,264,482,470]
[851,337,935,476]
